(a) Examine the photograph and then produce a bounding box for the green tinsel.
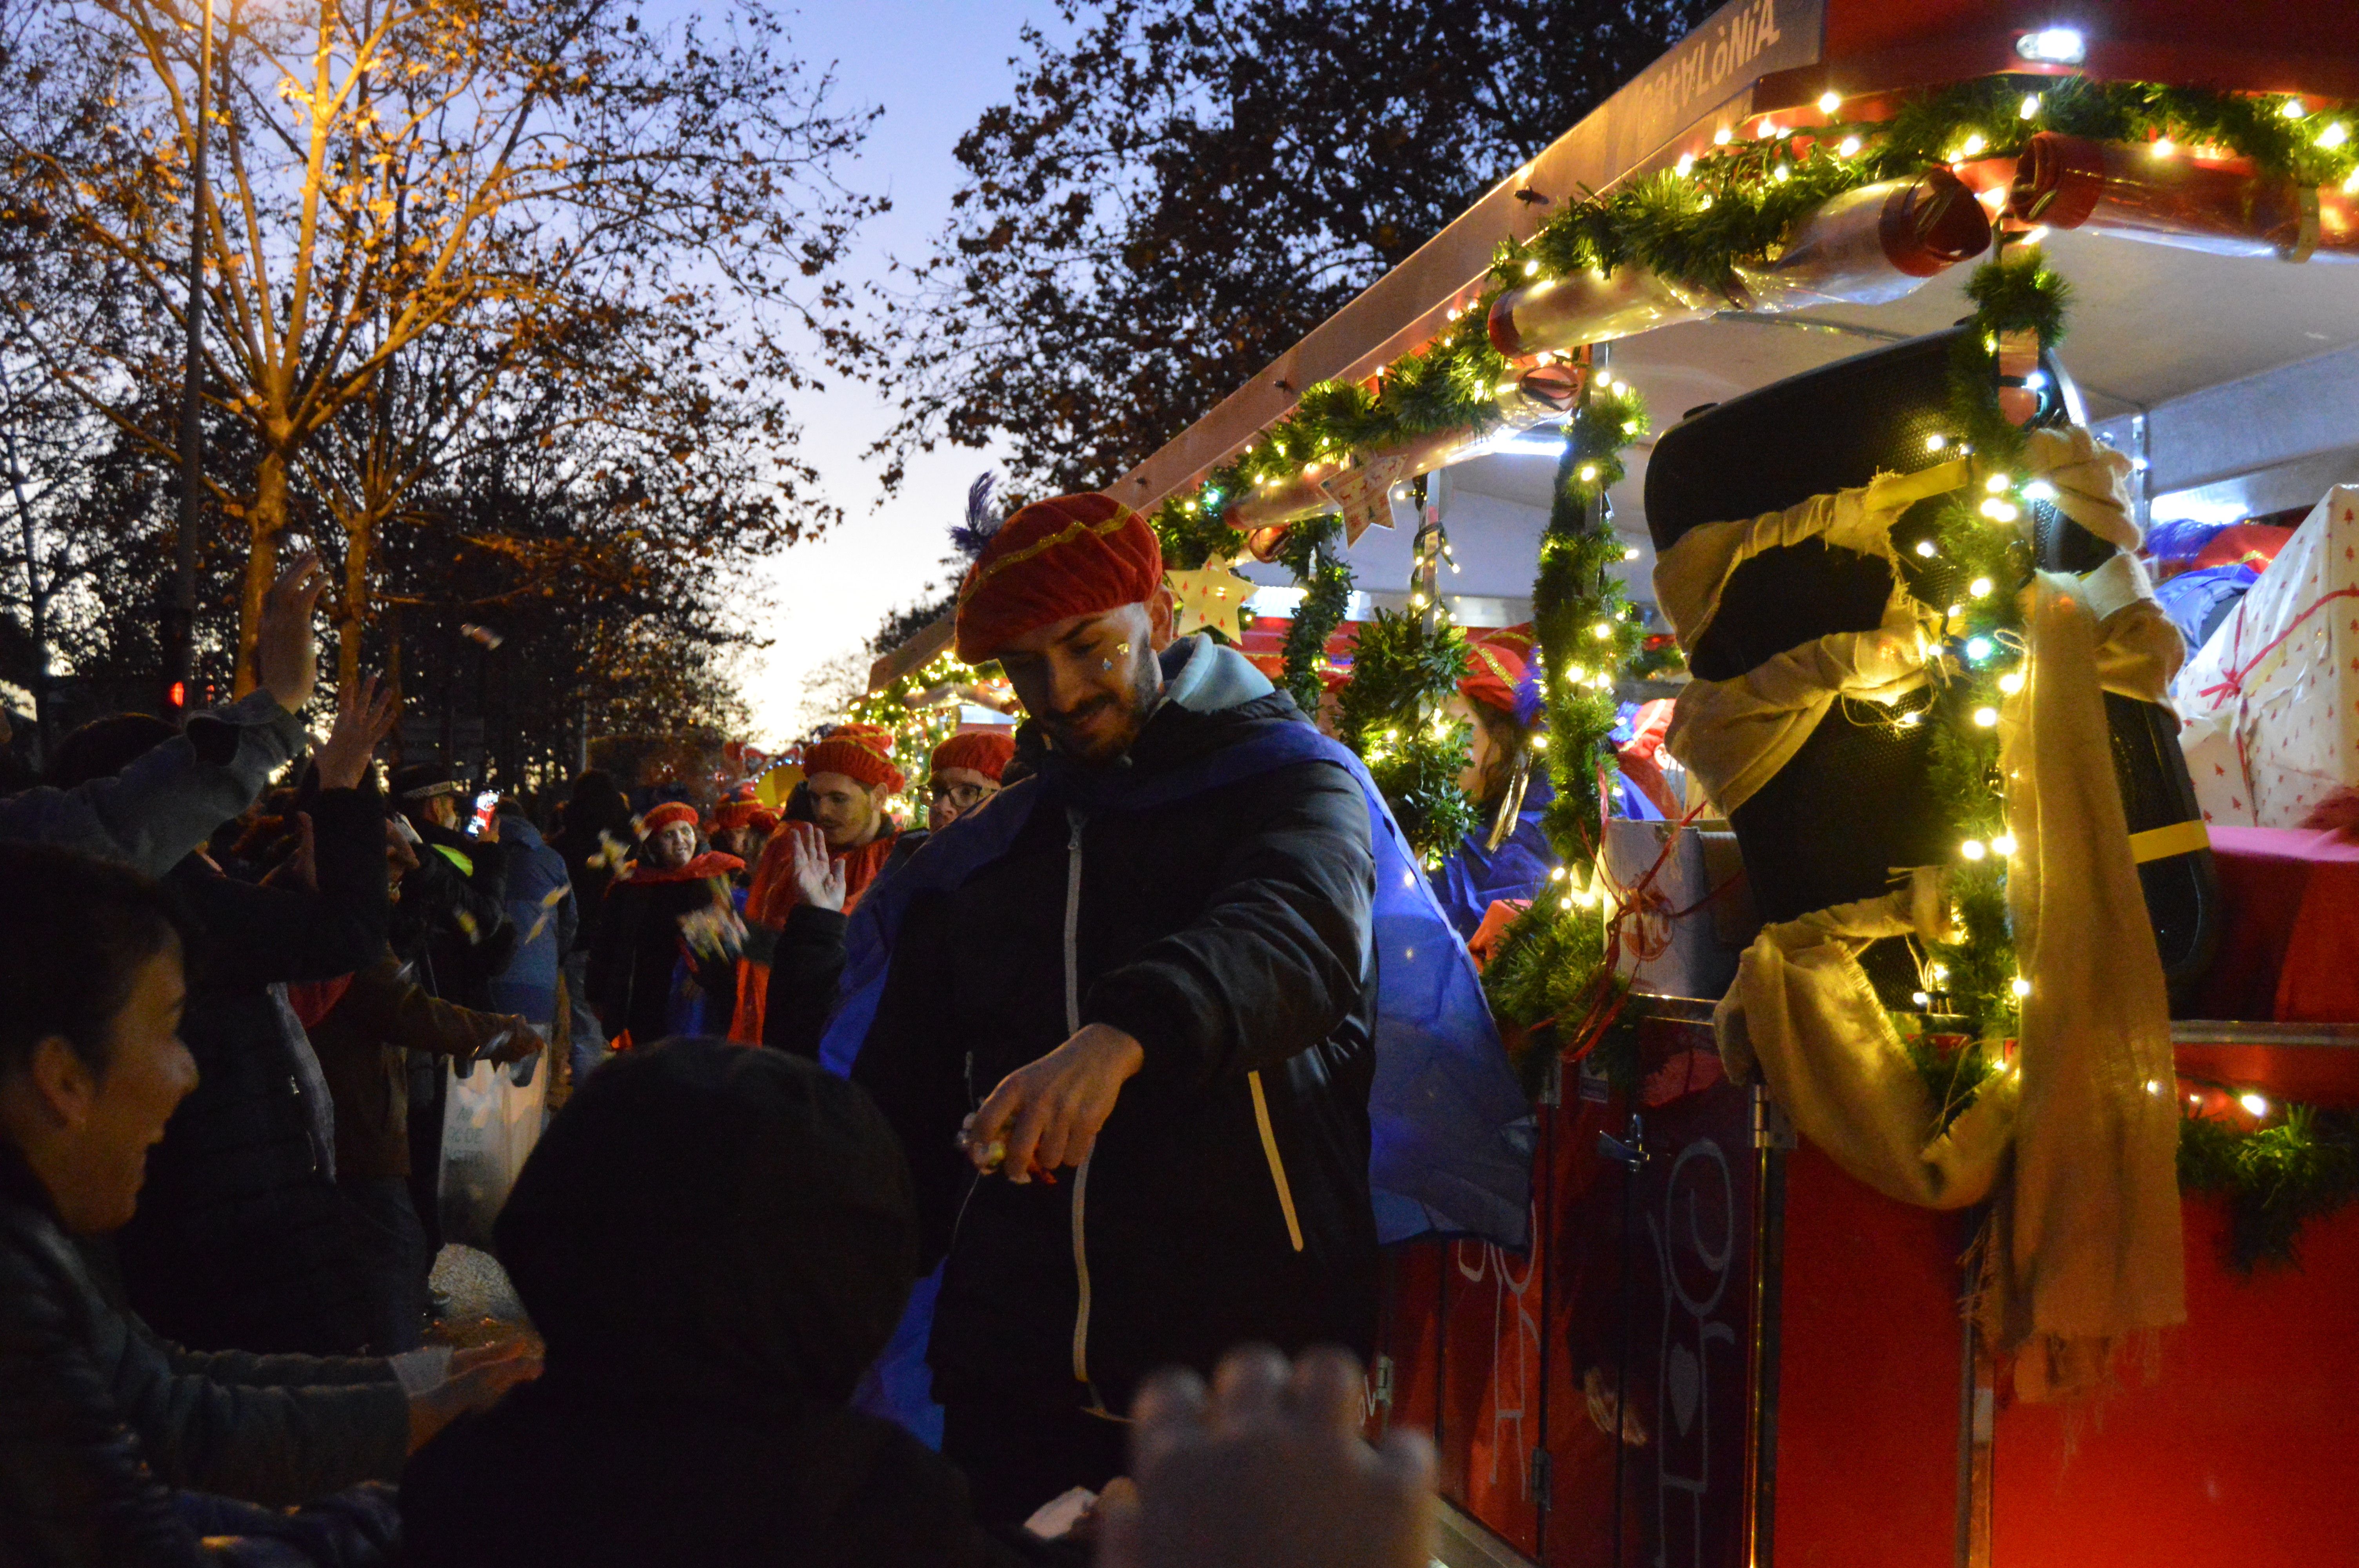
[2179,1105,2359,1273]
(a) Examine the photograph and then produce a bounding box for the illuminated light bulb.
[1979,498,2009,520]
[1410,592,1428,608]
[1992,501,2019,523]
[1759,123,1782,139]
[2014,27,2085,65]
[1897,711,1923,729]
[1991,833,2017,856]
[1999,671,2025,695]
[2020,93,2043,120]
[2345,169,2359,196]
[2241,1091,2271,1116]
[2152,136,2175,158]
[1713,126,1733,145]
[1623,545,1642,561]
[1530,734,1547,751]
[2281,97,2308,120]
[1973,706,2000,728]
[2021,479,2058,503]
[1970,577,1994,598]
[1966,636,1995,660]
[1696,196,1714,211]
[1961,132,1986,156]
[1772,163,1792,183]
[1550,865,1567,880]
[1838,135,1862,157]
[1912,991,1932,1008]
[1929,964,1948,982]
[2319,122,2350,150]
[1675,153,1695,176]
[1596,372,1616,390]
[1960,839,1988,861]
[1578,464,1599,482]
[1984,472,2011,493]
[2190,1093,2203,1106]
[1591,621,1614,640]
[1915,539,1938,558]
[1565,666,1588,684]
[1925,433,1948,452]
[1947,603,1964,620]
[1183,500,1197,514]
[2024,369,2049,391]
[1561,896,1576,911]
[2011,977,2033,998]
[1818,90,1842,114]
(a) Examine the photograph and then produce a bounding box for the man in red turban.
[731,724,907,1045]
[839,491,1394,1524]
[755,726,1018,1058]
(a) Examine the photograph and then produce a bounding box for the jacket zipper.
[1063,809,1100,1399]
[1247,1071,1307,1253]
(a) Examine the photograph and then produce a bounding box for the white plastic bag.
[438,1047,547,1249]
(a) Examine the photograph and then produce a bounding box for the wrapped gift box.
[1601,818,1759,1001]
[2177,486,2359,828]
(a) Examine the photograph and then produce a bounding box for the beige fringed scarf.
[1674,428,2186,1401]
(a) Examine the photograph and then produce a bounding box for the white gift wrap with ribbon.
[2175,485,2359,829]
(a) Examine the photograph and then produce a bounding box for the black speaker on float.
[1643,326,2219,1004]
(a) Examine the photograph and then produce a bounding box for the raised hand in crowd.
[404,1339,544,1453]
[785,821,847,914]
[254,551,329,715]
[1098,1345,1435,1568]
[314,675,401,792]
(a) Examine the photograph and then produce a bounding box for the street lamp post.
[169,0,217,717]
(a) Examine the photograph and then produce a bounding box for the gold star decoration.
[1163,563,1258,644]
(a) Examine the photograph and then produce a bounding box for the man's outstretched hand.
[965,1022,1143,1181]
[1097,1345,1435,1568]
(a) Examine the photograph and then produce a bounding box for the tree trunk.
[337,515,371,691]
[234,445,290,697]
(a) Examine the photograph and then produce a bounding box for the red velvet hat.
[953,493,1163,662]
[930,728,1017,783]
[802,722,907,793]
[1459,637,1529,716]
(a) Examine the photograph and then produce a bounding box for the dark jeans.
[341,1176,429,1354]
[941,1396,1129,1528]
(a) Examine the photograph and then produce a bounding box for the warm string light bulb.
[1960,838,1988,861]
[2011,978,2033,998]
[1817,90,1842,114]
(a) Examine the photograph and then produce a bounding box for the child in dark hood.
[397,1038,1047,1568]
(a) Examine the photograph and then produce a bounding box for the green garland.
[1268,516,1355,715]
[2181,1105,2359,1273]
[1330,600,1479,866]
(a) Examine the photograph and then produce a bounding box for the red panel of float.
[1375,1008,2359,1566]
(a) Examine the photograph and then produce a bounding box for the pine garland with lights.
[831,650,1010,817]
[2179,1103,2359,1274]
[1331,604,1479,866]
[1477,370,1651,1042]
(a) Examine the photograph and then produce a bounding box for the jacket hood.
[494,1038,919,1410]
[1158,633,1274,715]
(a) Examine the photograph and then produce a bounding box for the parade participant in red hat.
[1433,632,1559,943]
[709,797,773,877]
[924,729,1015,833]
[584,802,744,1051]
[730,726,908,1045]
[838,490,1399,1524]
[754,727,1018,1059]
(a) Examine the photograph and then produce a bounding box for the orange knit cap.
[953,494,1163,662]
[712,799,764,831]
[641,801,699,835]
[802,722,906,793]
[930,728,1017,783]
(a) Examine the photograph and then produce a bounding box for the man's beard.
[1041,649,1160,764]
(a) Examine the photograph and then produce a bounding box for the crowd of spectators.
[0,554,1435,1566]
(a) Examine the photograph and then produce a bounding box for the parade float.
[857,2,2359,1562]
